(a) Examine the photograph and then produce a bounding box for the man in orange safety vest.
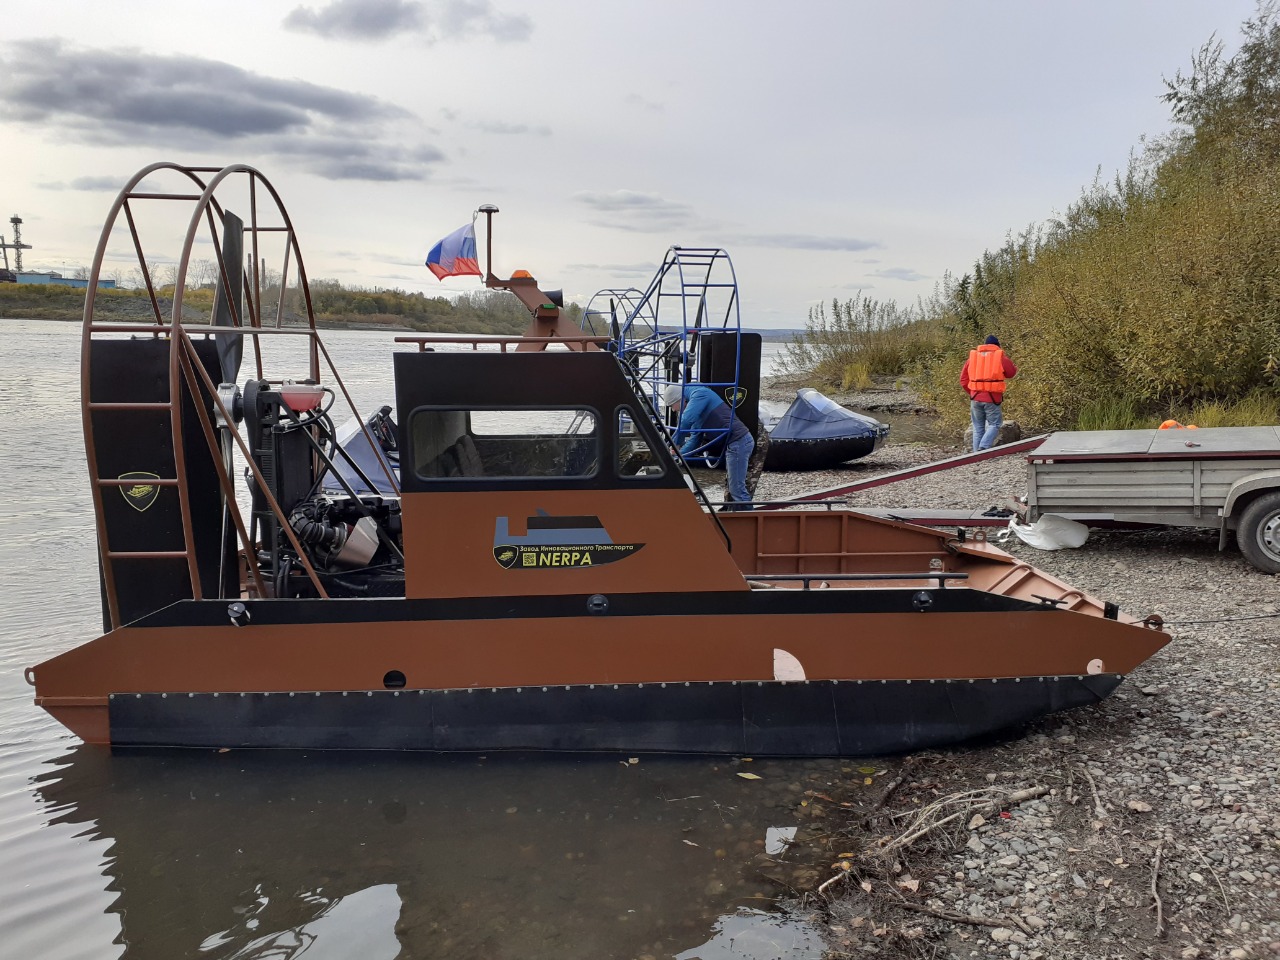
[960,335,1018,452]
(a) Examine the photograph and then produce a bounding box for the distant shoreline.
[4,313,807,340]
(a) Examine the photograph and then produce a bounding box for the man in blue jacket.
[662,383,755,509]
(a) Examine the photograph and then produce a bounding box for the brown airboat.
[29,163,1169,755]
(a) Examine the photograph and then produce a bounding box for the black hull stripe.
[109,675,1123,756]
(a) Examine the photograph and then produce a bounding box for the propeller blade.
[212,210,244,385]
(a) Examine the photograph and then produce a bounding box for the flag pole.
[478,203,498,285]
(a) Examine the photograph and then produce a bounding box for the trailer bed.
[1027,426,1280,528]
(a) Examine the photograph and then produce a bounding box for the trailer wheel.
[1238,491,1280,574]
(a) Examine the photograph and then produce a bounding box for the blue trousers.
[971,400,1003,452]
[724,433,755,506]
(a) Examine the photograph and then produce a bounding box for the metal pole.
[478,204,498,282]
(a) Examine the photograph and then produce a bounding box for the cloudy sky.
[0,0,1260,326]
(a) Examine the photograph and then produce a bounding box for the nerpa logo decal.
[119,472,161,512]
[724,387,748,408]
[493,510,644,570]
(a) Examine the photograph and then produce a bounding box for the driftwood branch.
[863,760,914,828]
[817,786,1051,898]
[1196,851,1232,914]
[817,870,850,895]
[892,898,1008,929]
[1151,838,1165,938]
[894,808,966,849]
[1077,763,1108,819]
[882,786,1049,854]
[887,894,1032,936]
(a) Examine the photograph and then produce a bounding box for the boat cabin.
[391,347,749,599]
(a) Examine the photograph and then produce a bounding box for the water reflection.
[676,909,827,960]
[212,883,403,960]
[33,747,829,959]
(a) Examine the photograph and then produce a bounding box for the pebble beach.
[729,390,1280,960]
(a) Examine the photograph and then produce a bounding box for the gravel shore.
[739,439,1280,960]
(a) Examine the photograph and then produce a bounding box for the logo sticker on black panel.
[493,510,644,570]
[119,472,161,512]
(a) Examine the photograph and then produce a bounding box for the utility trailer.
[1026,426,1280,573]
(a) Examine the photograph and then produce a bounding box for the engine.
[237,379,406,599]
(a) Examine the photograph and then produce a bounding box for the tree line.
[787,3,1280,432]
[0,275,582,336]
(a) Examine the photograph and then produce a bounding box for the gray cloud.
[284,0,424,38]
[0,39,443,182]
[38,175,122,191]
[438,110,550,138]
[271,137,445,181]
[733,233,880,252]
[476,120,551,136]
[563,261,657,279]
[570,204,880,248]
[870,266,927,282]
[0,40,400,135]
[284,0,532,43]
[439,0,531,41]
[574,189,696,233]
[623,93,664,112]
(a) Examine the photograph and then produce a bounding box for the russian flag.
[425,222,482,280]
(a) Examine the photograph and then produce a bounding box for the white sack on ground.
[1007,514,1089,550]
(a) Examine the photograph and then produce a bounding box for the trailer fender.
[1222,471,1280,519]
[1219,471,1280,550]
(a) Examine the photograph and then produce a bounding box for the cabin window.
[616,407,664,478]
[410,407,598,480]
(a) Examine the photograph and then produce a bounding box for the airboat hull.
[100,674,1120,756]
[32,162,1170,758]
[37,576,1163,754]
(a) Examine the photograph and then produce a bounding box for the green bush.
[1182,392,1280,427]
[781,292,944,388]
[1074,397,1148,431]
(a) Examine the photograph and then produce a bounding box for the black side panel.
[830,676,1121,754]
[697,331,761,437]
[431,683,745,752]
[90,337,235,626]
[741,680,840,754]
[211,210,245,383]
[107,675,1123,755]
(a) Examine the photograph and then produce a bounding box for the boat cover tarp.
[770,388,887,443]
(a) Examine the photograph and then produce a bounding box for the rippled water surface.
[0,320,829,960]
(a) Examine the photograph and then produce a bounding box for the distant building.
[14,271,115,289]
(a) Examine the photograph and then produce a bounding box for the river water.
[0,320,839,960]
